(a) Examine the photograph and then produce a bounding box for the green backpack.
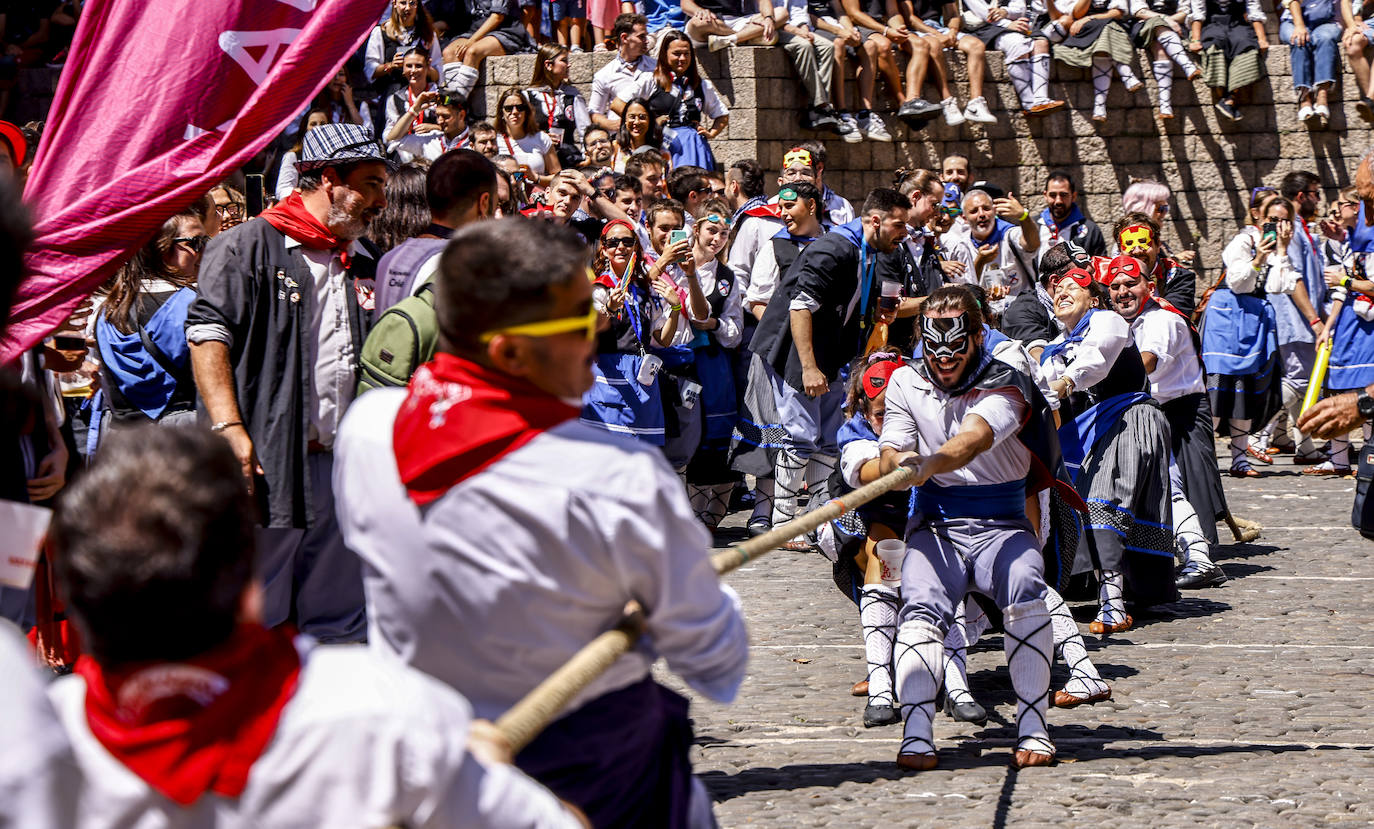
[357,282,438,394]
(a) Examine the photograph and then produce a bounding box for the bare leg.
[859,38,882,110]
[960,36,987,100]
[929,38,954,100]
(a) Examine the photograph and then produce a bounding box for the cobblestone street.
[669,462,1374,827]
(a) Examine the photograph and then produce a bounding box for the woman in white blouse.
[493,87,561,188]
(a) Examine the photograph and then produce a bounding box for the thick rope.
[495,466,917,751]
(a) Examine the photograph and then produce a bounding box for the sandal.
[1244,446,1273,464]
[780,539,813,552]
[1302,461,1352,476]
[1229,463,1261,478]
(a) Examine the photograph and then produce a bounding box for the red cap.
[0,120,25,169]
[861,359,903,399]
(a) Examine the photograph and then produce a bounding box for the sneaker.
[858,112,893,142]
[1298,103,1315,122]
[708,34,734,52]
[962,96,998,124]
[838,112,863,143]
[941,96,965,126]
[1215,98,1242,121]
[897,97,941,118]
[800,105,839,131]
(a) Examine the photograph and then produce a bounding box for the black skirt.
[1207,352,1281,427]
[1162,392,1230,545]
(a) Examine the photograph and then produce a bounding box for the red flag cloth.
[75,624,301,806]
[394,353,579,505]
[3,0,388,363]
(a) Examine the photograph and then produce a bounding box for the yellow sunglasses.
[478,268,601,343]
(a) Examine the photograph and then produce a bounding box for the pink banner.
[3,0,388,363]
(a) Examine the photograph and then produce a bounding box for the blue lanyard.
[857,236,877,324]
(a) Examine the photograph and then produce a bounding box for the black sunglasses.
[502,104,528,113]
[602,236,636,248]
[174,235,211,253]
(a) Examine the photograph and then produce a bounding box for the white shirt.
[525,84,593,144]
[498,130,556,175]
[944,224,1035,300]
[878,363,1032,487]
[746,232,786,310]
[47,642,581,829]
[726,213,784,297]
[1223,226,1302,295]
[364,25,442,82]
[390,127,471,164]
[1187,0,1264,23]
[1130,304,1206,403]
[840,434,880,488]
[1039,310,1132,404]
[589,53,657,116]
[334,391,750,722]
[289,237,365,448]
[616,74,730,120]
[0,623,79,829]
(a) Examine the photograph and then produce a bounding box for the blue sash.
[580,352,666,445]
[1057,391,1153,483]
[94,287,195,420]
[913,479,1027,520]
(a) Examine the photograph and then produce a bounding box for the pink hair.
[1122,179,1170,216]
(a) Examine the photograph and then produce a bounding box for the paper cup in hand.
[0,501,51,590]
[874,539,908,588]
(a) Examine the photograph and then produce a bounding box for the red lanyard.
[406,87,425,132]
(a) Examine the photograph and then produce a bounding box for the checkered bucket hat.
[297,123,391,171]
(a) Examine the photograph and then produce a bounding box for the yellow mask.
[1119,224,1153,256]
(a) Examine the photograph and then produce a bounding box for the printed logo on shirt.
[355,278,376,312]
[718,279,732,297]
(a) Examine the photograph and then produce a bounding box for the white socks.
[1007,59,1036,109]
[1153,59,1175,115]
[751,476,774,523]
[1092,55,1112,118]
[688,483,734,532]
[442,62,479,99]
[805,453,837,510]
[1046,587,1109,701]
[1004,599,1054,756]
[1156,28,1196,76]
[895,619,945,757]
[1116,60,1142,89]
[941,603,976,707]
[861,585,900,706]
[1172,492,1216,574]
[1226,418,1252,468]
[1097,569,1126,626]
[1031,53,1052,102]
[771,449,806,526]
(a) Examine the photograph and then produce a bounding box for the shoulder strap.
[134,312,194,390]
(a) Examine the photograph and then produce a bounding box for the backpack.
[357,282,437,394]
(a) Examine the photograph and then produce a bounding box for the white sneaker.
[941,96,965,126]
[838,112,864,143]
[708,34,734,52]
[962,96,997,124]
[859,113,893,142]
[1314,103,1330,119]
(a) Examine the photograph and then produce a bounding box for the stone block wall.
[481,41,1369,275]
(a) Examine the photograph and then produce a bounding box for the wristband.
[210,420,243,433]
[1342,275,1354,289]
[1017,209,1029,222]
[1311,318,1323,326]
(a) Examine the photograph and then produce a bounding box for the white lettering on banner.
[271,0,320,10]
[219,28,305,86]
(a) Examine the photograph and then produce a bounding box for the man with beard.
[1114,210,1199,317]
[579,127,615,170]
[750,188,910,541]
[1036,172,1106,258]
[878,284,1076,771]
[946,188,1040,308]
[1105,254,1229,589]
[186,123,389,644]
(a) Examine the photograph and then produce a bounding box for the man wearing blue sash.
[877,285,1084,772]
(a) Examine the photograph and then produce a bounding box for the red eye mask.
[1105,255,1144,284]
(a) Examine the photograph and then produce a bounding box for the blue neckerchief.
[94,287,195,420]
[979,217,1016,249]
[1057,392,1153,482]
[769,224,819,245]
[829,219,876,325]
[733,195,768,226]
[837,412,878,448]
[1039,204,1084,237]
[1039,309,1096,365]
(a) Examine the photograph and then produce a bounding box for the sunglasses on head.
[174,235,211,254]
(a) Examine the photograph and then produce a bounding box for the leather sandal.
[1088,615,1133,635]
[1054,687,1112,708]
[850,679,869,696]
[897,752,938,771]
[1303,462,1351,476]
[1229,464,1261,478]
[1013,749,1056,768]
[1244,446,1273,464]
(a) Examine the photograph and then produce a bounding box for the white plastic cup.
[0,501,51,590]
[549,126,566,145]
[680,379,702,409]
[636,353,664,386]
[874,539,908,588]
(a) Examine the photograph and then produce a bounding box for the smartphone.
[53,335,85,350]
[669,228,690,246]
[1262,221,1278,244]
[245,174,265,217]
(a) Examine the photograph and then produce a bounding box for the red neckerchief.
[746,203,784,220]
[260,192,352,268]
[406,86,426,133]
[394,353,579,505]
[76,624,301,807]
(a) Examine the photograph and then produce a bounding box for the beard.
[326,188,369,241]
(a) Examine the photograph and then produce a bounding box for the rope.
[494,465,917,751]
